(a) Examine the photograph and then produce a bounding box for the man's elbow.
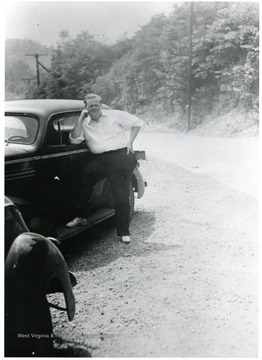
[69,133,83,144]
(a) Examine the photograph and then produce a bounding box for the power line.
[25,53,50,87]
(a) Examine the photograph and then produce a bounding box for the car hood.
[5,145,33,161]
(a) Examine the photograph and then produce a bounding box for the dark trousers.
[75,148,137,236]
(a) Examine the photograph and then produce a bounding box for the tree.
[38,31,114,99]
[191,2,259,110]
[22,2,258,118]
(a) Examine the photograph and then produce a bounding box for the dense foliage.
[92,2,259,116]
[6,2,259,123]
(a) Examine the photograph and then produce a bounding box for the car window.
[46,112,81,146]
[5,115,39,144]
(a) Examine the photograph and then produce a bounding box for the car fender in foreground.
[5,232,75,322]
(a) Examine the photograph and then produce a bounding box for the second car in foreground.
[5,196,76,357]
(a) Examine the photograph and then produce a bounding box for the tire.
[5,295,54,357]
[30,296,54,356]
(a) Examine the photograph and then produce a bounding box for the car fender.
[5,232,75,321]
[132,167,145,199]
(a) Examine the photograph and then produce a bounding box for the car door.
[5,114,41,201]
[41,111,91,223]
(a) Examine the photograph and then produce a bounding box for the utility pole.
[25,53,49,87]
[186,2,194,132]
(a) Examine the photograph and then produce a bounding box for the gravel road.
[51,132,258,357]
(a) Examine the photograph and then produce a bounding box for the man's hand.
[80,109,89,121]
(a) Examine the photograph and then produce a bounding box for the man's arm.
[127,126,141,154]
[70,109,88,139]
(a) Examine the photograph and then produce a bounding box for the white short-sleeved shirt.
[69,109,143,154]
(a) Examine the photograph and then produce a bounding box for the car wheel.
[32,296,54,356]
[5,295,54,357]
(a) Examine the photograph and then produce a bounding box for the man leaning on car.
[66,94,143,244]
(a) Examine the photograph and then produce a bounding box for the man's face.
[85,100,102,119]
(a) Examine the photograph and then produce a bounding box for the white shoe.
[121,235,131,243]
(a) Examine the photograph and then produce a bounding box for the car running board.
[56,208,115,242]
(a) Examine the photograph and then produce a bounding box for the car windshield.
[5,115,39,144]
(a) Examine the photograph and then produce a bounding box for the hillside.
[189,110,259,138]
[140,109,259,138]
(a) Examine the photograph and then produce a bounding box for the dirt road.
[51,132,258,357]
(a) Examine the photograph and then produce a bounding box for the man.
[66,94,143,243]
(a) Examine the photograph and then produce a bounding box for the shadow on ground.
[60,210,180,271]
[53,337,92,357]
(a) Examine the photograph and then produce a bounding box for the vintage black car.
[5,99,146,241]
[5,196,76,357]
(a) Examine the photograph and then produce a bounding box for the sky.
[5,1,176,46]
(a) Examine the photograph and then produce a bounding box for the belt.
[100,147,127,155]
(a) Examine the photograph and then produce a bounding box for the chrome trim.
[41,148,88,160]
[5,158,33,165]
[6,174,35,181]
[5,148,89,165]
[5,168,36,181]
